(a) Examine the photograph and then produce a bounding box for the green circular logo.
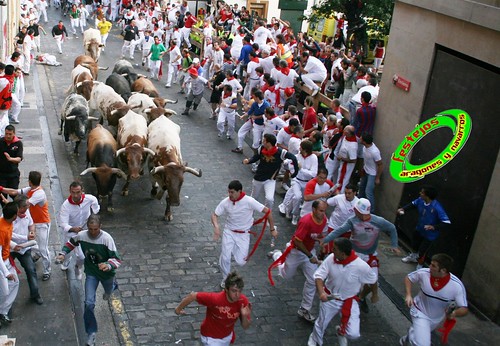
[390,109,472,183]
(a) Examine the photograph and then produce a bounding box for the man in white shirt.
[335,126,358,193]
[165,40,181,88]
[308,237,377,346]
[358,134,382,213]
[253,20,275,49]
[211,180,276,287]
[58,181,100,280]
[299,51,327,96]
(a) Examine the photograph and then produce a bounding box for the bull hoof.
[165,215,173,221]
[121,190,129,196]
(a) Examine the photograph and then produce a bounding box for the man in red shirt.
[180,11,197,50]
[302,96,318,136]
[175,271,251,345]
[268,200,328,322]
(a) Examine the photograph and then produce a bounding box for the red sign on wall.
[392,74,411,92]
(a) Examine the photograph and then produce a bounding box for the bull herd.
[60,29,202,220]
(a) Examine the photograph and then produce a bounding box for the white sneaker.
[86,332,96,346]
[285,211,292,220]
[267,249,281,259]
[297,307,316,322]
[278,203,286,215]
[401,253,418,263]
[60,262,69,271]
[291,215,299,225]
[307,333,317,346]
[336,326,348,346]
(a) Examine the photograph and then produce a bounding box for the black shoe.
[231,148,243,154]
[181,109,189,115]
[32,296,44,305]
[0,314,12,324]
[193,104,198,110]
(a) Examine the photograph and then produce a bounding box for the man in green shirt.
[147,36,166,80]
[56,214,121,346]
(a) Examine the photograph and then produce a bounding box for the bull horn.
[137,74,147,78]
[65,115,77,120]
[166,162,178,167]
[88,116,100,121]
[185,167,202,177]
[144,108,152,114]
[128,102,141,109]
[150,166,165,175]
[116,148,126,157]
[164,109,177,116]
[131,143,142,148]
[111,168,127,179]
[98,66,109,70]
[80,167,97,175]
[144,148,156,157]
[165,98,178,104]
[121,73,128,77]
[110,109,118,116]
[76,81,83,88]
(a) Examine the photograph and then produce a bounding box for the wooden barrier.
[189,27,205,59]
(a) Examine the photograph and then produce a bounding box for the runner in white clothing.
[308,238,377,346]
[58,182,100,280]
[212,180,276,287]
[400,254,468,346]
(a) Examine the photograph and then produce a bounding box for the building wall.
[376,0,500,321]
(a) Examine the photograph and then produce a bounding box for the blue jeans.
[359,174,376,212]
[84,275,117,335]
[11,249,40,299]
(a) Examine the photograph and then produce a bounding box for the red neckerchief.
[227,76,235,81]
[345,135,357,142]
[169,45,175,51]
[284,126,292,134]
[68,193,85,206]
[5,135,21,145]
[327,125,336,131]
[301,152,311,158]
[281,67,290,76]
[430,273,451,291]
[334,250,358,265]
[251,57,259,63]
[223,92,232,99]
[261,146,278,157]
[231,191,246,205]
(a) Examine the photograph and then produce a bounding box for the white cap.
[354,198,371,215]
[192,57,200,64]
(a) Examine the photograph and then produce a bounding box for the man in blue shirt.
[398,185,451,269]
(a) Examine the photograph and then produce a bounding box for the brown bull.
[80,124,127,211]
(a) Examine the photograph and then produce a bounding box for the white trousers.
[273,248,318,310]
[311,299,361,345]
[282,178,308,216]
[36,222,51,275]
[0,110,9,136]
[54,35,63,53]
[8,94,22,122]
[325,155,340,183]
[121,40,134,59]
[336,161,355,194]
[101,33,109,47]
[179,27,191,48]
[251,179,276,209]
[149,60,162,80]
[166,63,179,86]
[237,120,253,149]
[405,306,442,346]
[0,259,19,315]
[302,72,326,92]
[217,110,236,137]
[243,78,261,100]
[201,332,232,346]
[252,124,264,149]
[70,18,79,34]
[219,229,250,281]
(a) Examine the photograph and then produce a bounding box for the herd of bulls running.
[59,28,202,220]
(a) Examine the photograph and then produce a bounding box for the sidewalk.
[0,61,119,345]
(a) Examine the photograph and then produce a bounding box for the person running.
[175,271,251,345]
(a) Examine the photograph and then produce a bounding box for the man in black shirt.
[0,125,23,204]
[243,133,299,209]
